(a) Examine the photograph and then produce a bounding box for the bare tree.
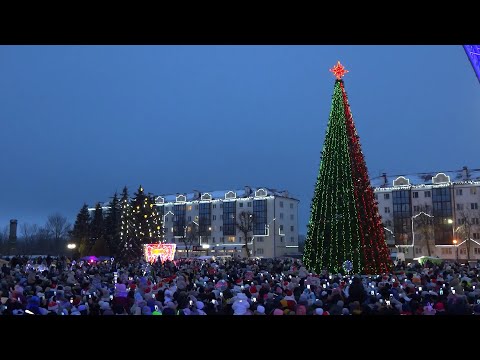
[45,214,72,254]
[0,225,9,255]
[182,221,199,258]
[236,211,255,258]
[413,205,435,257]
[455,207,480,261]
[20,223,39,255]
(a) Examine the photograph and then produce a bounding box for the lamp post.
[453,239,458,262]
[67,243,76,259]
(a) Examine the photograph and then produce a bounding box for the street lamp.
[67,243,76,250]
[453,239,458,261]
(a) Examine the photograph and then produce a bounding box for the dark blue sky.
[0,46,478,234]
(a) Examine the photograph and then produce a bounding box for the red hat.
[434,302,445,311]
[393,282,399,288]
[249,286,257,294]
[235,279,243,284]
[431,278,437,283]
[130,284,137,290]
[152,285,158,291]
[285,290,293,296]
[147,281,152,286]
[283,281,289,287]
[145,287,151,294]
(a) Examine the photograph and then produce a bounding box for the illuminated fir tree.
[118,186,133,262]
[71,204,91,257]
[104,192,122,258]
[303,61,391,275]
[118,185,162,263]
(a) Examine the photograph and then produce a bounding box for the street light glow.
[67,243,76,249]
[447,219,453,224]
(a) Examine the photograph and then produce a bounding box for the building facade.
[373,166,480,261]
[156,186,300,258]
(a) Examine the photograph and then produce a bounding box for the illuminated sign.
[144,243,176,263]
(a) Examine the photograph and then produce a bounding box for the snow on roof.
[370,167,480,189]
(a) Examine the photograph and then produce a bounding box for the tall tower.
[8,219,17,255]
[303,62,391,274]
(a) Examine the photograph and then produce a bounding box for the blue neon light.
[463,45,480,83]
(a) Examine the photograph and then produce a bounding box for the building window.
[290,236,295,243]
[223,202,236,236]
[374,194,378,200]
[280,237,284,243]
[471,187,477,195]
[290,214,294,220]
[253,199,267,236]
[220,204,223,208]
[413,192,419,198]
[474,233,480,240]
[213,215,216,220]
[279,225,284,232]
[239,202,244,208]
[220,226,223,231]
[173,204,186,237]
[385,220,392,227]
[221,237,225,243]
[459,248,467,255]
[475,248,480,255]
[424,191,431,198]
[257,237,264,242]
[415,247,422,254]
[248,202,252,207]
[280,201,284,208]
[473,218,479,225]
[238,237,242,242]
[413,206,420,213]
[212,237,215,243]
[213,204,217,209]
[290,203,293,209]
[256,248,264,255]
[188,216,191,221]
[187,205,192,211]
[279,213,284,219]
[199,203,212,236]
[385,207,391,213]
[384,194,390,200]
[458,218,465,225]
[457,204,464,211]
[441,248,453,255]
[472,203,479,210]
[195,205,199,210]
[456,189,463,196]
[290,225,294,231]
[227,236,235,243]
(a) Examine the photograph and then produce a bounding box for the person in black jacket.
[347,276,367,305]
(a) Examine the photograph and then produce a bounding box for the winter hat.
[142,306,152,315]
[13,309,24,315]
[233,305,248,315]
[342,308,350,315]
[196,301,204,310]
[314,308,324,315]
[255,305,265,314]
[273,308,284,315]
[38,307,49,315]
[434,302,445,312]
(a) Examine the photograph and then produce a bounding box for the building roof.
[370,167,480,189]
[157,186,298,203]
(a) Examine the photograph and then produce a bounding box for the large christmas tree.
[118,186,162,263]
[303,61,391,275]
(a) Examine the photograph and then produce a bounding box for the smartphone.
[189,300,193,306]
[349,280,352,284]
[152,294,155,298]
[155,305,159,311]
[390,294,393,298]
[419,286,422,292]
[241,286,244,290]
[89,294,92,298]
[252,297,257,303]
[452,289,456,294]
[477,299,480,304]
[379,299,384,303]
[110,295,113,300]
[323,284,326,289]
[211,299,217,304]
[219,292,223,297]
[370,290,374,296]
[440,289,443,295]
[70,299,74,304]
[386,300,391,306]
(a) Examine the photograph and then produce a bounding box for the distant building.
[373,166,480,261]
[92,186,300,258]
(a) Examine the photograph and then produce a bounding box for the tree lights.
[303,62,391,275]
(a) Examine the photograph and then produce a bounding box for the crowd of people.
[1,254,480,315]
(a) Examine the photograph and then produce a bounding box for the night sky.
[0,45,478,234]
